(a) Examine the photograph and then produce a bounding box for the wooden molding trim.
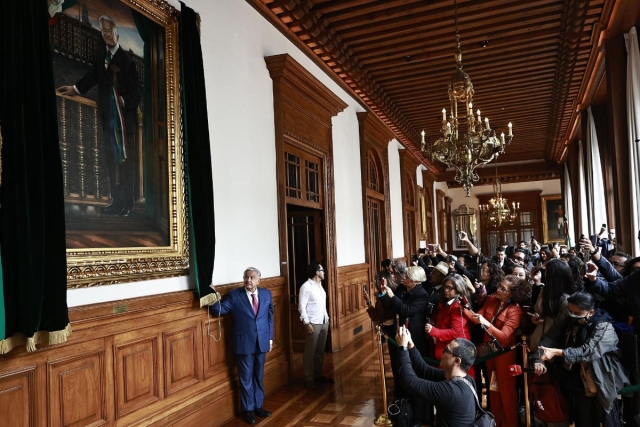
[266,53,346,352]
[441,161,562,187]
[0,282,290,427]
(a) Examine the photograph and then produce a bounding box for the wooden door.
[367,197,384,288]
[287,208,323,352]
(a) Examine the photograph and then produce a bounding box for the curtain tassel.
[26,336,37,352]
[200,290,221,308]
[49,324,73,345]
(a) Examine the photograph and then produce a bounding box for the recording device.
[427,243,437,251]
[363,286,371,306]
[412,254,420,262]
[405,318,410,329]
[507,365,536,376]
[425,302,435,324]
[419,248,427,254]
[602,223,607,228]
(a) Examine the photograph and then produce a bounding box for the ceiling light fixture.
[479,162,519,227]
[420,0,513,197]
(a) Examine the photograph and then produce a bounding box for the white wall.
[388,140,405,258]
[333,107,366,266]
[68,0,367,307]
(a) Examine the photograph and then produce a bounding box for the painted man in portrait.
[58,14,141,217]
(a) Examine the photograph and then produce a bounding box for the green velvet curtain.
[179,3,217,306]
[0,0,70,353]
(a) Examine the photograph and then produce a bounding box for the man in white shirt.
[299,263,333,389]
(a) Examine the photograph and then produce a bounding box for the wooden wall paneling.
[202,315,232,383]
[113,334,160,419]
[336,263,371,349]
[421,170,436,244]
[163,325,200,397]
[0,281,289,427]
[266,54,348,353]
[46,340,108,427]
[399,150,421,260]
[477,190,542,253]
[358,111,394,299]
[0,366,36,427]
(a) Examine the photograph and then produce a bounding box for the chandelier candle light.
[479,177,519,227]
[421,0,513,196]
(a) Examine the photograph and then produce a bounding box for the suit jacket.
[76,45,141,135]
[211,287,274,355]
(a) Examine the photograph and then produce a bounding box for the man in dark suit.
[210,267,274,425]
[57,14,141,217]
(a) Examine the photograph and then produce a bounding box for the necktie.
[105,50,112,70]
[251,293,258,315]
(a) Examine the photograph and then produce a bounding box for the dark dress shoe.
[119,207,133,217]
[304,380,317,390]
[254,407,271,417]
[243,410,256,425]
[314,375,335,384]
[100,203,122,215]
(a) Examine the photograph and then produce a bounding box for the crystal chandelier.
[420,0,513,197]
[479,166,519,227]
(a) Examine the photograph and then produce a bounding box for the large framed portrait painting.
[541,194,566,244]
[49,0,188,287]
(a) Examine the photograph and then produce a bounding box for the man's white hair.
[99,15,119,37]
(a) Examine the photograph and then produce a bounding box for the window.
[284,146,323,208]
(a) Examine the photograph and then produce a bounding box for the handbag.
[455,377,496,427]
[528,372,569,423]
[387,398,415,427]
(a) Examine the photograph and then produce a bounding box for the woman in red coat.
[424,274,473,360]
[470,274,530,427]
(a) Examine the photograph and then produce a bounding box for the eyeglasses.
[442,346,458,357]
[497,285,511,293]
[514,256,525,261]
[611,262,625,267]
[318,269,325,272]
[443,285,455,291]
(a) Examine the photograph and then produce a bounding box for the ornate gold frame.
[63,0,188,288]
[540,194,564,244]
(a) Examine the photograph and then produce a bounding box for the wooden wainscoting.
[0,277,289,427]
[335,263,371,350]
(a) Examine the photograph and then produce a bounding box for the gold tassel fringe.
[0,323,73,355]
[200,291,221,308]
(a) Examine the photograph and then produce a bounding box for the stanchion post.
[522,334,531,427]
[374,325,393,426]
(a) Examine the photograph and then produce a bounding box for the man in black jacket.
[396,327,477,427]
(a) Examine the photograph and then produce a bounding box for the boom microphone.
[507,364,536,376]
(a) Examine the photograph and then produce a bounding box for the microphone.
[507,364,536,376]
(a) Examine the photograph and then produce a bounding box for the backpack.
[528,372,569,423]
[454,376,496,427]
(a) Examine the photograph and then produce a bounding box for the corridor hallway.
[222,333,384,426]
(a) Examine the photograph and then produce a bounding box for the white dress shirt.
[298,278,329,324]
[245,288,259,307]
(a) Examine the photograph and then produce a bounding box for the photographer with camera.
[396,327,478,427]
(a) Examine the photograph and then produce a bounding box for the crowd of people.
[371,227,640,427]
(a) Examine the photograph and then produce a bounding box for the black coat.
[381,285,430,355]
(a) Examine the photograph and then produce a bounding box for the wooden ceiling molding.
[250,0,628,180]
